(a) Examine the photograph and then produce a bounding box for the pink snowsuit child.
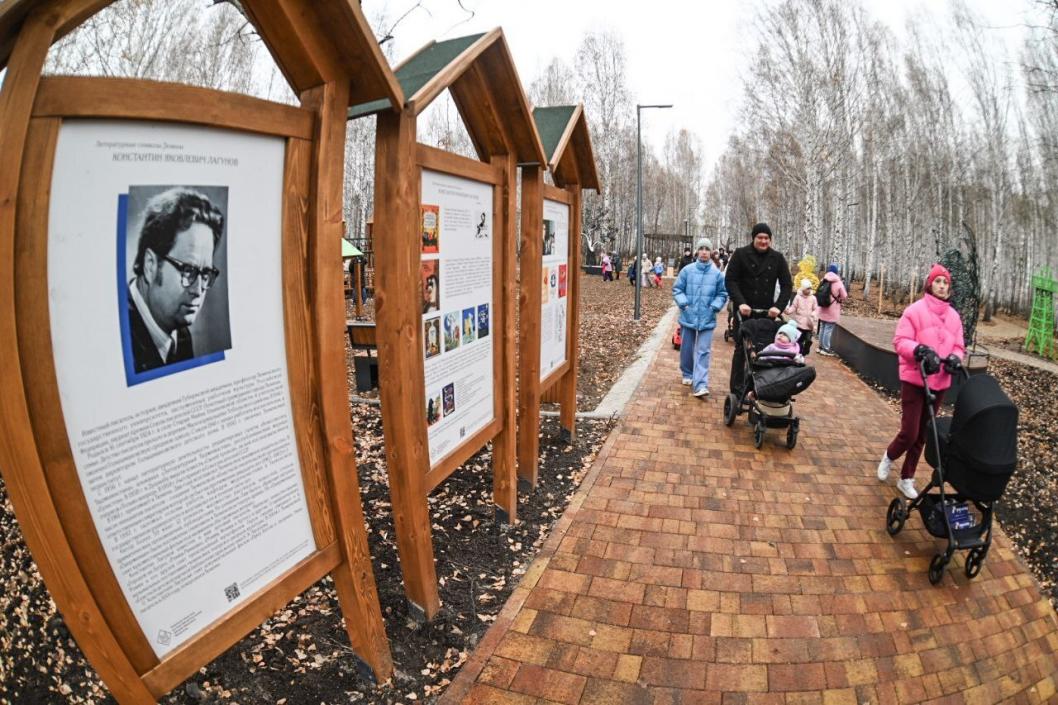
[784,279,819,356]
[878,263,965,499]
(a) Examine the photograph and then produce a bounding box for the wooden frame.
[517,105,599,487]
[369,30,546,620]
[0,2,402,703]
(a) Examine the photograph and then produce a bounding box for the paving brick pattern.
[441,326,1058,704]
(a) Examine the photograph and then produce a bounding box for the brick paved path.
[441,322,1058,705]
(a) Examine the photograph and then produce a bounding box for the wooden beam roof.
[351,29,546,165]
[533,104,600,192]
[0,0,403,108]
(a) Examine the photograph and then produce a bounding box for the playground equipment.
[1024,267,1057,360]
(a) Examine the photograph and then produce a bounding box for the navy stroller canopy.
[948,374,1018,475]
[740,317,780,352]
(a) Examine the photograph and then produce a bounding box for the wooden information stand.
[517,105,599,487]
[355,30,546,620]
[0,2,402,702]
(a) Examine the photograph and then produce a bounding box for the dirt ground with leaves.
[0,410,615,705]
[0,271,666,705]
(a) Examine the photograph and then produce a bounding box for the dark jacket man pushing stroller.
[723,223,794,394]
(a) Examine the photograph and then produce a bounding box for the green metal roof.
[533,106,577,165]
[342,239,364,258]
[348,33,486,119]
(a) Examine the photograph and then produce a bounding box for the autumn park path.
[441,323,1058,705]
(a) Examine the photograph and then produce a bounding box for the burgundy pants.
[886,381,945,480]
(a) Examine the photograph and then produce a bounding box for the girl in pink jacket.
[784,279,819,356]
[877,264,965,499]
[816,264,848,356]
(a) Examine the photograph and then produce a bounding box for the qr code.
[224,582,240,602]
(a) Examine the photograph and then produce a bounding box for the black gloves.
[914,344,941,375]
[943,354,962,374]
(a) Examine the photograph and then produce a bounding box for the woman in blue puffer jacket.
[672,238,729,397]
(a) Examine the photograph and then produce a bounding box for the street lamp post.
[634,102,672,321]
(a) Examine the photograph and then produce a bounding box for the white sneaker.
[897,478,918,499]
[877,453,892,482]
[693,387,709,398]
[682,378,692,386]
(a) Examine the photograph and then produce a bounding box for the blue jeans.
[680,326,715,392]
[819,321,836,351]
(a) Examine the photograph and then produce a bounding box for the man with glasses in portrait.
[127,188,223,373]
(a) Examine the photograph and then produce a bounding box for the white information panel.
[420,169,495,465]
[47,120,315,658]
[540,198,570,381]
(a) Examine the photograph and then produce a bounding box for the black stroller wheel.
[723,394,738,426]
[753,422,765,449]
[928,553,948,585]
[886,498,906,536]
[785,419,799,450]
[965,548,985,579]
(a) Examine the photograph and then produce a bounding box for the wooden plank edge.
[32,76,315,139]
[416,142,502,185]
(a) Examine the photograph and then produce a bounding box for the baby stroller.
[723,311,817,449]
[885,352,1018,585]
[722,301,736,343]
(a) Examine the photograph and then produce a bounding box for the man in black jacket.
[677,247,694,273]
[725,222,793,393]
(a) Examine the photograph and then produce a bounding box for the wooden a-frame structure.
[0,1,402,702]
[518,104,599,486]
[353,29,546,620]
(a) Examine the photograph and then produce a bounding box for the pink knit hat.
[924,263,952,293]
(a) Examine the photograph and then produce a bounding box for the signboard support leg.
[516,165,544,489]
[492,154,518,523]
[0,9,156,704]
[302,81,393,681]
[557,186,582,442]
[373,108,441,619]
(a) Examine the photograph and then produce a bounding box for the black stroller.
[722,301,736,343]
[885,354,1018,585]
[723,311,817,449]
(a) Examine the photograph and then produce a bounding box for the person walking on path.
[677,247,694,273]
[724,222,793,393]
[601,252,613,282]
[641,254,655,289]
[785,278,819,356]
[878,264,965,499]
[817,263,848,356]
[653,256,665,288]
[627,257,637,286]
[673,238,728,397]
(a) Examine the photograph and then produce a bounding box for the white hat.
[696,238,712,251]
[800,278,813,291]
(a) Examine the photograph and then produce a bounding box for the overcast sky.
[361,0,1037,173]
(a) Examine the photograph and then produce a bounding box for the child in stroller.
[723,312,817,449]
[885,351,1018,585]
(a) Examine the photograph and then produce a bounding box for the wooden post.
[492,153,519,522]
[557,185,582,442]
[301,81,392,681]
[0,8,156,704]
[354,262,363,318]
[372,107,439,619]
[516,165,544,488]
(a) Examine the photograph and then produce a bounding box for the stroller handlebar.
[734,307,778,324]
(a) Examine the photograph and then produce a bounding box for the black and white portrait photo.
[120,185,232,385]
